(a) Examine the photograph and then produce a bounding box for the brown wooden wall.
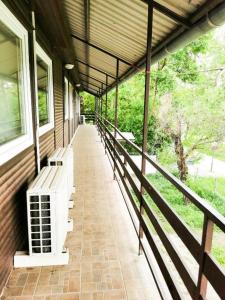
[0,147,36,293]
[53,57,64,148]
[39,130,55,168]
[64,120,69,146]
[0,1,80,294]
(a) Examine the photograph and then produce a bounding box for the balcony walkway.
[2,125,160,300]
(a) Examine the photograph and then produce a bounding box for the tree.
[80,92,95,113]
[158,85,225,185]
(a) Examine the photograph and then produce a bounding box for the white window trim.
[69,82,74,120]
[36,43,54,136]
[0,1,33,166]
[64,77,69,120]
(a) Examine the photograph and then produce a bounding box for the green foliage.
[187,177,225,214]
[0,79,23,144]
[81,91,95,113]
[168,34,210,82]
[147,173,204,228]
[212,246,225,268]
[146,173,225,267]
[147,173,225,224]
[38,90,48,126]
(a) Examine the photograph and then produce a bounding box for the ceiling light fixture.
[65,63,74,70]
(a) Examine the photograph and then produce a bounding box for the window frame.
[69,81,74,120]
[36,43,54,136]
[0,1,33,166]
[64,76,69,120]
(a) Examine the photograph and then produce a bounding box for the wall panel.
[39,130,55,168]
[53,57,64,148]
[0,148,35,293]
[64,120,69,146]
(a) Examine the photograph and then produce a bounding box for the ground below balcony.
[1,125,160,300]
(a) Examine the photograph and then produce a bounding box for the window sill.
[39,122,54,136]
[0,134,33,166]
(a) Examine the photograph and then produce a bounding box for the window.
[69,82,74,120]
[0,2,33,165]
[36,44,54,135]
[64,77,69,119]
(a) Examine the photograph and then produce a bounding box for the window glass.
[64,77,69,119]
[37,56,49,126]
[0,21,25,145]
[69,82,73,120]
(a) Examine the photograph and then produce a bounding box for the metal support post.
[138,1,153,255]
[113,59,119,180]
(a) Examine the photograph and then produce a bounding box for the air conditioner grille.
[29,195,52,254]
[50,161,63,166]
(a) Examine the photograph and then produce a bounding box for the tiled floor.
[1,125,160,300]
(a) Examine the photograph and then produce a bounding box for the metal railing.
[82,113,95,123]
[97,115,225,300]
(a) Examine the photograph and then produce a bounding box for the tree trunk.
[174,135,188,181]
[174,135,189,203]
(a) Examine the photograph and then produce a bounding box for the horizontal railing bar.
[98,117,225,300]
[142,199,197,298]
[105,139,140,226]
[105,125,197,297]
[104,133,181,300]
[203,254,225,299]
[142,152,225,233]
[105,135,142,204]
[104,137,170,300]
[141,174,201,262]
[139,212,182,299]
[101,118,201,262]
[99,116,225,232]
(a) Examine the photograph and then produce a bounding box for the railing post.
[104,76,108,154]
[196,216,214,299]
[105,75,108,120]
[100,88,103,121]
[100,93,103,142]
[138,0,154,255]
[95,96,98,125]
[97,95,100,135]
[113,59,119,180]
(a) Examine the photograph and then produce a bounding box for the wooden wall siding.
[0,148,36,293]
[64,120,69,146]
[39,130,55,168]
[0,1,34,294]
[53,57,64,148]
[0,1,76,294]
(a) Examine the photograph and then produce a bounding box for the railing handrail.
[97,115,225,300]
[98,114,225,232]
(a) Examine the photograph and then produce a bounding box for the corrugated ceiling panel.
[157,0,205,17]
[80,75,102,89]
[63,0,213,94]
[64,0,85,38]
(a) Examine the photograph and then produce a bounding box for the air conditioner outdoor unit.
[80,114,86,124]
[14,166,69,267]
[48,146,75,209]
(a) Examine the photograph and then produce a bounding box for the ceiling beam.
[82,83,99,93]
[141,0,191,28]
[82,88,98,96]
[80,72,107,86]
[33,0,81,86]
[81,79,102,90]
[77,59,116,79]
[83,0,90,90]
[71,34,138,68]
